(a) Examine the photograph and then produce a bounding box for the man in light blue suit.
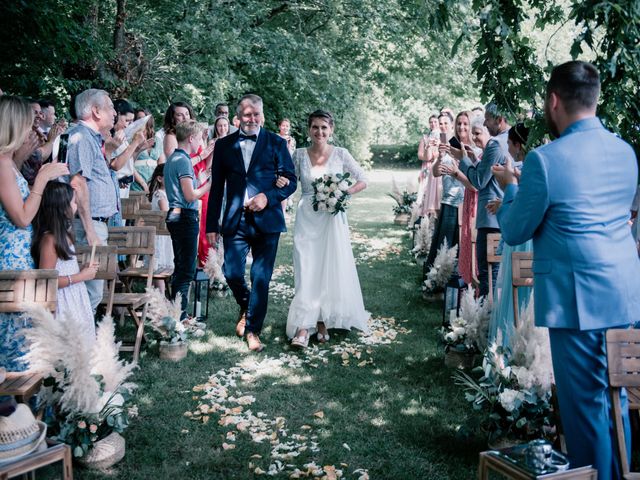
[493,61,640,480]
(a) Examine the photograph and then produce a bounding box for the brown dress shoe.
[246,332,264,352]
[235,309,247,337]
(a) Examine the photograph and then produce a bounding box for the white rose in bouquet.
[331,174,339,183]
[316,192,326,201]
[329,183,337,192]
[334,190,343,199]
[338,181,350,191]
[323,185,330,194]
[327,197,338,207]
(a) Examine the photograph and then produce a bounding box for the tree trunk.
[113,0,126,51]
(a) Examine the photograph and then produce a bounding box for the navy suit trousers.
[223,212,280,334]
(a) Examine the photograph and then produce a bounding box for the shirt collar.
[239,127,261,139]
[560,117,602,137]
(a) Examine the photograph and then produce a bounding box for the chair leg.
[488,265,493,304]
[512,286,519,328]
[131,306,148,363]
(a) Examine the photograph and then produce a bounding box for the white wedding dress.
[286,147,370,339]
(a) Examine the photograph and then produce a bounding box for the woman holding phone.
[422,111,476,294]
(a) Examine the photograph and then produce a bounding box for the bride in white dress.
[286,110,370,348]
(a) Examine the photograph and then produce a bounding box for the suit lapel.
[229,131,245,172]
[247,128,265,173]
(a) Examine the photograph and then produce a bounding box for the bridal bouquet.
[311,173,353,215]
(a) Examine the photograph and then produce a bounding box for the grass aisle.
[80,169,483,480]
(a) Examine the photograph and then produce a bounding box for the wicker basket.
[79,432,125,470]
[159,341,188,361]
[444,349,476,370]
[393,212,410,225]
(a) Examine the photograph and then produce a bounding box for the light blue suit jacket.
[498,117,640,330]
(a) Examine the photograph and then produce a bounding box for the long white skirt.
[286,195,370,339]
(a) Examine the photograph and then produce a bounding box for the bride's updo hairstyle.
[307,110,334,128]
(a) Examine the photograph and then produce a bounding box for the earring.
[306,136,311,143]
[328,136,334,143]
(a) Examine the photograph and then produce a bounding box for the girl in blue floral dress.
[0,96,68,371]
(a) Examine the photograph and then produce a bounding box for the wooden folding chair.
[486,233,502,303]
[107,226,156,361]
[511,251,533,327]
[606,328,640,480]
[129,190,151,210]
[75,245,119,316]
[131,211,173,295]
[121,196,140,222]
[0,269,58,404]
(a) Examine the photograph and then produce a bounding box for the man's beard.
[544,101,560,139]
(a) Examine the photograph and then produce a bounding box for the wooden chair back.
[108,226,156,257]
[606,328,640,479]
[0,270,58,313]
[134,210,170,236]
[129,190,151,210]
[121,197,140,221]
[511,251,533,327]
[486,233,501,303]
[76,245,119,315]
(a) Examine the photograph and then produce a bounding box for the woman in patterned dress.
[0,96,68,371]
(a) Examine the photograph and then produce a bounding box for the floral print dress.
[0,168,35,371]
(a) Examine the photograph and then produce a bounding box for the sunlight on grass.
[189,333,247,355]
[371,417,387,427]
[401,399,440,417]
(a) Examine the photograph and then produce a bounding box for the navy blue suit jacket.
[206,128,297,236]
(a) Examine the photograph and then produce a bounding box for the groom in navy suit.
[206,94,297,351]
[493,61,640,479]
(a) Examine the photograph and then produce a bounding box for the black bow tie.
[239,133,257,142]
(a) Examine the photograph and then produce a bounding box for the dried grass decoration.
[423,239,458,291]
[203,246,228,295]
[21,305,137,461]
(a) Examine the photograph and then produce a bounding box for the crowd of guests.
[0,87,299,372]
[416,102,640,339]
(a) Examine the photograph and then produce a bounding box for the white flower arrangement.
[203,246,228,293]
[442,287,490,353]
[387,176,418,216]
[411,216,434,259]
[453,294,556,443]
[21,305,137,457]
[145,289,206,343]
[311,173,353,215]
[423,239,458,291]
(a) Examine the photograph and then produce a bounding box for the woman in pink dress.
[417,114,442,217]
[453,115,490,286]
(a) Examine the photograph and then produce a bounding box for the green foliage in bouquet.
[453,343,553,443]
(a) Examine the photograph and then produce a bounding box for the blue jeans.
[166,209,199,318]
[73,218,109,312]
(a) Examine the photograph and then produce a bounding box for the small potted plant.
[388,177,417,225]
[22,306,137,469]
[145,289,206,361]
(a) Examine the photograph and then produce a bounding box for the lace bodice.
[293,147,367,196]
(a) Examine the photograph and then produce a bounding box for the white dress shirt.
[239,128,260,204]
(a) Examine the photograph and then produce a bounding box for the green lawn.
[73,169,485,480]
